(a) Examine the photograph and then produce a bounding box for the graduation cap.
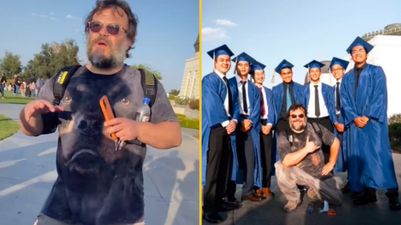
[206,44,234,59]
[275,59,294,74]
[329,57,349,70]
[249,60,266,76]
[232,52,255,64]
[346,36,374,54]
[252,60,266,71]
[304,60,325,69]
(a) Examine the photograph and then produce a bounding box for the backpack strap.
[52,65,81,105]
[138,68,157,107]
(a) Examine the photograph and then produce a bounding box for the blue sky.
[0,0,198,91]
[202,0,401,88]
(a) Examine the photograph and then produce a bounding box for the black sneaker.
[353,191,377,205]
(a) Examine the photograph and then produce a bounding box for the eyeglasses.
[87,21,127,36]
[290,114,305,119]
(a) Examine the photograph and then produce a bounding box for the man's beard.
[290,120,306,133]
[87,38,126,69]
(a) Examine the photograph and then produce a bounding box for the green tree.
[188,98,199,110]
[389,113,401,124]
[131,64,162,80]
[0,52,22,78]
[23,40,79,79]
[169,89,180,96]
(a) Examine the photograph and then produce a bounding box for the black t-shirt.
[38,66,177,224]
[277,122,335,178]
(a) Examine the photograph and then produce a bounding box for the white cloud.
[202,27,229,42]
[66,14,80,20]
[31,12,56,21]
[215,19,237,27]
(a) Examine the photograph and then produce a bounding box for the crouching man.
[275,104,342,212]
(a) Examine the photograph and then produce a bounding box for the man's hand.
[354,116,368,128]
[23,99,63,120]
[226,120,237,135]
[241,119,252,132]
[104,117,140,142]
[321,162,335,176]
[305,136,320,153]
[20,99,63,135]
[261,124,272,135]
[334,123,344,133]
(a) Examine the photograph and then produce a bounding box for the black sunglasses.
[88,21,127,36]
[290,114,305,119]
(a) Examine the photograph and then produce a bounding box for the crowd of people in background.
[0,74,45,98]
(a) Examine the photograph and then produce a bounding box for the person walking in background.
[341,36,401,210]
[0,74,6,98]
[251,60,275,200]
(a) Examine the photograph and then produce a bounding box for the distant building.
[178,35,199,99]
[361,23,401,41]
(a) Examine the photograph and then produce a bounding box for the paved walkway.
[0,104,199,225]
[204,156,401,225]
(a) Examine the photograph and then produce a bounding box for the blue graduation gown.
[340,64,398,192]
[228,76,262,188]
[272,82,305,125]
[332,83,348,172]
[303,83,336,124]
[202,72,239,185]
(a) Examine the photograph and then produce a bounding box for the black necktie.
[241,81,248,113]
[223,76,233,116]
[314,85,320,117]
[336,82,341,111]
[259,87,265,117]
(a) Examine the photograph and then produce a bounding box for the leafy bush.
[188,99,199,110]
[176,114,199,129]
[389,122,401,153]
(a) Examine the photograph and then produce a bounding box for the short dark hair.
[287,104,307,118]
[84,0,138,56]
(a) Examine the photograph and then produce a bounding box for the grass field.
[0,92,35,104]
[0,114,19,140]
[176,114,199,130]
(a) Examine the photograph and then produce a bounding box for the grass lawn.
[0,114,19,140]
[0,92,35,104]
[176,114,199,130]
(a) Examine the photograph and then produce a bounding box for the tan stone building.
[178,35,199,99]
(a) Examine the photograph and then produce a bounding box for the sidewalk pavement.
[204,154,401,225]
[0,104,199,225]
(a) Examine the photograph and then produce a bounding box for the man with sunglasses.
[19,1,181,224]
[275,104,342,212]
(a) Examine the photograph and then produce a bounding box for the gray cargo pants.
[275,162,342,205]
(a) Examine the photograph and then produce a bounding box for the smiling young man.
[328,57,348,174]
[251,60,275,200]
[303,60,336,163]
[272,59,305,134]
[341,36,401,210]
[202,44,241,224]
[226,52,262,203]
[19,1,181,224]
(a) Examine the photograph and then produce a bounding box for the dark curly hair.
[84,0,138,57]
